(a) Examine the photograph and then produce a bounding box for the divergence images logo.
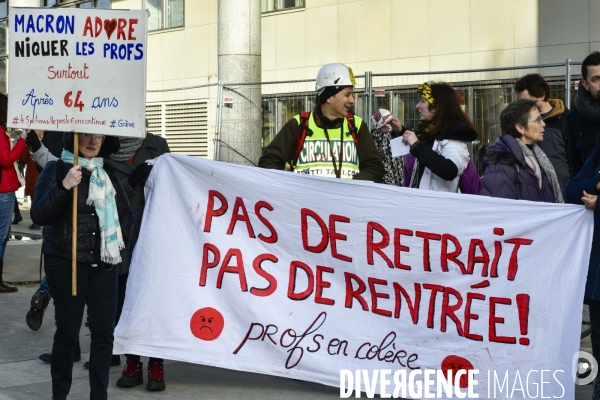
[574,351,598,386]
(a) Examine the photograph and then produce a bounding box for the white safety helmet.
[315,63,357,95]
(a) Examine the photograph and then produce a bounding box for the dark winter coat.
[479,134,556,203]
[567,106,600,178]
[19,147,39,197]
[539,99,569,187]
[104,133,170,275]
[565,149,600,299]
[31,160,134,264]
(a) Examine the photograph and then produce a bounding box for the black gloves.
[128,163,153,189]
[26,130,41,152]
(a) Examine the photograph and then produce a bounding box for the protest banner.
[115,154,592,398]
[7,7,148,294]
[7,7,147,137]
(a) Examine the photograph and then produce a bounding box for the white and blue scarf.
[61,150,125,264]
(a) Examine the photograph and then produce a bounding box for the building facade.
[5,0,600,160]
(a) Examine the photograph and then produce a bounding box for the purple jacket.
[403,153,481,194]
[478,135,556,203]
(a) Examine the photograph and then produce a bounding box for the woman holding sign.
[0,94,27,293]
[401,82,480,192]
[31,132,133,400]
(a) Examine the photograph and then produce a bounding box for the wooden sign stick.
[72,133,78,296]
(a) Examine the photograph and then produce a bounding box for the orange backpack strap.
[291,111,312,172]
[346,112,359,150]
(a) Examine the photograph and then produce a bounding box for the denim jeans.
[45,255,118,400]
[0,192,14,261]
[37,275,51,299]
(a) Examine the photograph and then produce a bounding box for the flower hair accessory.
[417,83,435,107]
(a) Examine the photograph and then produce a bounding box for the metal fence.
[214,75,367,164]
[213,59,583,172]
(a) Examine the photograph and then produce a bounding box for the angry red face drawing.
[190,307,225,341]
[441,355,474,388]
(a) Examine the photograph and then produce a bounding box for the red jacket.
[0,127,26,193]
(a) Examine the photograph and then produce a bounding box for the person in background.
[105,126,171,392]
[18,130,44,229]
[567,51,600,177]
[31,132,134,400]
[23,130,60,334]
[479,99,564,203]
[12,200,22,224]
[26,123,172,391]
[370,108,404,186]
[564,136,600,400]
[0,94,27,293]
[259,63,384,182]
[401,82,479,192]
[514,73,570,186]
[23,131,84,367]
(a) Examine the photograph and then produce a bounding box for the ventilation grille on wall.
[145,100,209,157]
[146,104,162,138]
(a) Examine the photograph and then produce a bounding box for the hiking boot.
[116,360,143,388]
[146,361,166,391]
[26,290,50,331]
[39,353,51,363]
[40,343,81,364]
[0,260,17,293]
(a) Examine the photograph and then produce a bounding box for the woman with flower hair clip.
[401,82,479,192]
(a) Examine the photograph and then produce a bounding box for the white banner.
[8,7,147,137]
[115,154,592,399]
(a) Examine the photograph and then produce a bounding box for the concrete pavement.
[0,209,340,400]
[0,209,594,399]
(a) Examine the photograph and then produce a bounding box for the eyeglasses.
[80,133,105,143]
[527,116,543,125]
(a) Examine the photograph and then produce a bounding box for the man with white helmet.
[258,63,384,181]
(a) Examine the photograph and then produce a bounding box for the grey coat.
[104,133,170,275]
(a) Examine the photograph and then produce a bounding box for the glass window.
[43,0,110,8]
[261,0,304,13]
[168,0,184,28]
[260,94,314,148]
[0,58,6,94]
[147,0,184,31]
[148,0,162,31]
[261,0,274,12]
[262,99,276,147]
[95,0,110,8]
[277,97,304,131]
[393,90,421,129]
[472,86,513,146]
[0,20,6,57]
[372,95,390,115]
